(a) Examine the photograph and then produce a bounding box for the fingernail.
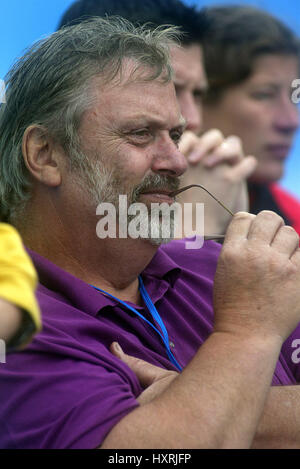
[113,342,123,354]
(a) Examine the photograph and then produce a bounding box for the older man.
[0,17,300,449]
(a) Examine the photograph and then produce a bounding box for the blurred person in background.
[58,0,257,237]
[202,5,300,234]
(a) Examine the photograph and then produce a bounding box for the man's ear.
[22,125,63,187]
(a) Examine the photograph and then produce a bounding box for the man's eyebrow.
[250,79,281,89]
[194,87,208,96]
[174,81,208,94]
[120,114,187,130]
[196,79,209,93]
[176,116,187,131]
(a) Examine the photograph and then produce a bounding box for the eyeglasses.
[169,184,234,241]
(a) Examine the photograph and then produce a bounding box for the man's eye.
[170,131,182,146]
[125,129,155,147]
[251,91,276,100]
[129,129,152,141]
[193,90,204,101]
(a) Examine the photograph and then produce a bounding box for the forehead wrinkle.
[85,71,182,134]
[105,88,182,130]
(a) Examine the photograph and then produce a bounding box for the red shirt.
[249,182,300,236]
[270,184,300,235]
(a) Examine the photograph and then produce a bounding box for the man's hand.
[110,342,178,405]
[214,210,300,341]
[178,129,257,235]
[102,212,300,449]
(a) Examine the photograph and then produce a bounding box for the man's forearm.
[102,210,300,449]
[252,385,300,448]
[101,332,282,449]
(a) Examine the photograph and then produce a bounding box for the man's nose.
[151,136,188,178]
[179,92,202,133]
[274,97,299,134]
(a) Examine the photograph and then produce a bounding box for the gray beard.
[75,152,180,245]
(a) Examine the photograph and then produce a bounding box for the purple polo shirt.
[0,239,297,448]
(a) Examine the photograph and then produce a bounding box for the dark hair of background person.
[202,5,300,104]
[58,0,209,45]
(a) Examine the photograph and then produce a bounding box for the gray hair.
[0,16,179,221]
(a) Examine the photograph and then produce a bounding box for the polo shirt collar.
[143,245,181,287]
[27,248,116,316]
[27,244,181,316]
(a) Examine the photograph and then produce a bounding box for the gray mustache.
[132,174,180,202]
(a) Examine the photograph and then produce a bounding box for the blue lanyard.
[91,275,182,372]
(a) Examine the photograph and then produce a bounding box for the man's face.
[170,43,207,134]
[73,61,187,242]
[202,54,300,183]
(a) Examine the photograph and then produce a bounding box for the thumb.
[110,342,165,387]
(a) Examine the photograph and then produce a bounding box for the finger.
[202,136,244,168]
[224,212,256,244]
[110,342,165,387]
[186,128,224,164]
[290,247,300,267]
[179,131,200,156]
[225,156,258,182]
[271,225,300,258]
[247,211,284,245]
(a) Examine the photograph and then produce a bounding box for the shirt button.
[169,341,175,349]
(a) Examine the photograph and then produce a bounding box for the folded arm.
[101,211,300,449]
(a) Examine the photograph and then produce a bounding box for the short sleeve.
[0,344,141,448]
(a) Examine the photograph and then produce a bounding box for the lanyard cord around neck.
[91,275,182,372]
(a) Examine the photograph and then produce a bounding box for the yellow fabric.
[0,223,41,345]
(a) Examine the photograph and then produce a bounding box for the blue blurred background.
[0,0,299,197]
